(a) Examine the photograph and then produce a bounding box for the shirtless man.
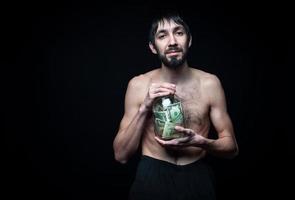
[113,12,239,200]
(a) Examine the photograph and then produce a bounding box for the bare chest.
[175,86,209,130]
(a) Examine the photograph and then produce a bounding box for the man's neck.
[160,62,191,84]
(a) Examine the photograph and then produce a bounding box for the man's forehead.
[156,19,184,32]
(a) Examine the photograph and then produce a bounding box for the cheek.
[155,46,165,55]
[181,42,189,52]
[155,41,167,51]
[181,40,188,47]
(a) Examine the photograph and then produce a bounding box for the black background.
[4,1,293,200]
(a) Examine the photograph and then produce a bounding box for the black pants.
[129,156,216,200]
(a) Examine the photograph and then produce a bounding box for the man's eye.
[158,35,165,39]
[176,32,184,35]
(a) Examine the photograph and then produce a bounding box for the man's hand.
[154,126,208,148]
[141,82,176,111]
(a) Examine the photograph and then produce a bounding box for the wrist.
[200,137,214,150]
[139,104,151,114]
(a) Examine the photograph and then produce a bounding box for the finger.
[165,136,191,145]
[150,82,176,90]
[154,136,166,145]
[175,126,194,136]
[174,126,185,131]
[152,91,171,98]
[160,82,176,90]
[155,136,178,146]
[151,87,175,94]
[155,136,187,146]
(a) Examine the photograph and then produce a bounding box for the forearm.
[113,105,150,164]
[202,135,239,159]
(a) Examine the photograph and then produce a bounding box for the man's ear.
[149,42,157,54]
[188,35,192,48]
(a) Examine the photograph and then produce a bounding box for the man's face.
[150,19,191,69]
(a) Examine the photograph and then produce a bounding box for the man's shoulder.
[128,69,159,89]
[129,69,159,83]
[190,68,221,88]
[191,68,219,80]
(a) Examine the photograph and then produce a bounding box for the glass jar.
[152,94,185,140]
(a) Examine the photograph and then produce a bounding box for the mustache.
[165,47,182,54]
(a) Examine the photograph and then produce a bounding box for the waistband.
[140,155,207,171]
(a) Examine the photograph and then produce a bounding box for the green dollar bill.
[162,121,176,139]
[153,103,162,112]
[154,118,165,136]
[153,111,167,121]
[166,102,184,123]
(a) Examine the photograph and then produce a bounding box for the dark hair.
[149,11,191,46]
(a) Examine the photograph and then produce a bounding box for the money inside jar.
[152,95,185,140]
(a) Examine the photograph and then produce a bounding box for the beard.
[157,46,188,69]
[159,55,186,69]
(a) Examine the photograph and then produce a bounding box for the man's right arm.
[113,77,176,164]
[113,76,150,164]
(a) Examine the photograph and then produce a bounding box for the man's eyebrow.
[156,25,185,35]
[156,29,168,35]
[174,26,185,31]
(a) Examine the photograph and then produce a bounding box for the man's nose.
[168,34,177,46]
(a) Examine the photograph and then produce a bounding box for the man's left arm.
[203,75,239,158]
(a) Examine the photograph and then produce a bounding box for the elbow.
[227,145,239,159]
[114,152,128,164]
[113,144,129,164]
[113,140,126,164]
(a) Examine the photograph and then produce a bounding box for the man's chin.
[167,57,184,67]
[165,61,184,69]
[159,54,185,69]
